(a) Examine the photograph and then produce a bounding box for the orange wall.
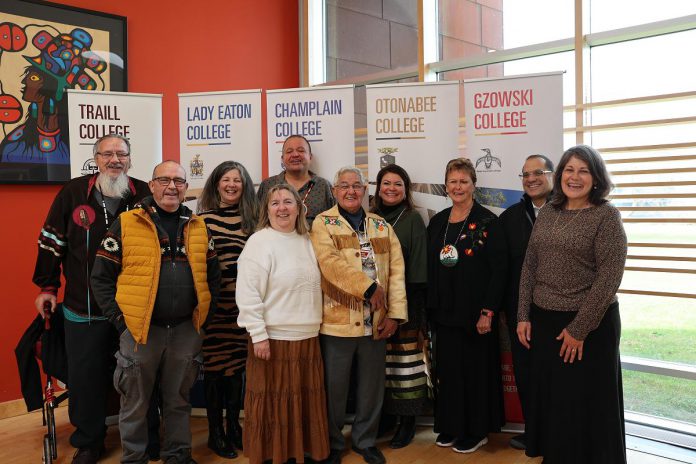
[0,0,299,403]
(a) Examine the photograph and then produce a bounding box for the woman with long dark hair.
[197,161,259,459]
[371,164,428,449]
[517,144,627,464]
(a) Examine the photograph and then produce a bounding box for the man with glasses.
[310,167,407,464]
[490,154,554,451]
[32,134,150,464]
[91,160,220,464]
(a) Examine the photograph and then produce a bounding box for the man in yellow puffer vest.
[91,160,220,464]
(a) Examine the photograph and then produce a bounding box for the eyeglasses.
[335,183,365,192]
[519,169,552,178]
[97,151,130,160]
[152,176,187,187]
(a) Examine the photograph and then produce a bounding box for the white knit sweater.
[236,227,323,343]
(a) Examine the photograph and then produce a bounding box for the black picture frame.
[0,0,127,184]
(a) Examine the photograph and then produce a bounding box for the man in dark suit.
[492,154,554,450]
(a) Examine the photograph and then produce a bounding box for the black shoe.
[351,446,386,464]
[435,433,455,447]
[322,449,343,464]
[509,433,526,450]
[71,445,104,464]
[164,449,198,464]
[452,436,488,454]
[208,431,237,459]
[389,415,416,449]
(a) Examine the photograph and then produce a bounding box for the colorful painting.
[0,0,126,183]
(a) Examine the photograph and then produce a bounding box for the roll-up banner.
[464,72,564,214]
[178,89,262,209]
[67,89,163,182]
[266,84,355,181]
[366,81,460,216]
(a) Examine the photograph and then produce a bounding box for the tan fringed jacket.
[310,205,408,338]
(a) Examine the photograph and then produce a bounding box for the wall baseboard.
[0,398,30,420]
[0,397,68,421]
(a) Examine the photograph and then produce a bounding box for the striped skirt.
[384,326,429,416]
[243,337,330,464]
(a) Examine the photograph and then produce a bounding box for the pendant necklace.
[440,207,471,267]
[389,207,406,228]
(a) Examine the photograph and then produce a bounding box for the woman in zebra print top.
[198,161,259,459]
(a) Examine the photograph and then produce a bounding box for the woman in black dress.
[197,161,259,459]
[427,158,504,454]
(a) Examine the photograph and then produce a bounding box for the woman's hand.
[253,340,271,360]
[557,328,583,363]
[476,313,492,335]
[377,317,398,340]
[517,321,532,349]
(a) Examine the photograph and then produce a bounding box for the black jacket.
[15,307,69,412]
[33,174,150,317]
[426,201,505,330]
[488,194,538,324]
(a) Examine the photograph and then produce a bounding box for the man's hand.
[369,285,386,311]
[35,293,57,319]
[376,317,397,340]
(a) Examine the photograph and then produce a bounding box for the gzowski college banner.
[266,85,355,182]
[464,72,563,214]
[67,89,162,181]
[178,89,262,206]
[366,81,460,215]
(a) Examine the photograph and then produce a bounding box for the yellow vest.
[115,208,211,344]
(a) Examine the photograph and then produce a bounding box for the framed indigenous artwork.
[0,0,127,184]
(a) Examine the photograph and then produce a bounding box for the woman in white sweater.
[236,184,329,464]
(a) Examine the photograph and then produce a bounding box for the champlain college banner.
[67,89,162,181]
[366,81,460,217]
[178,89,262,208]
[464,72,564,214]
[266,84,355,182]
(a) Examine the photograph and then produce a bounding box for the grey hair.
[92,134,131,157]
[333,166,367,186]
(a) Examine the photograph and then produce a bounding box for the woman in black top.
[427,158,504,454]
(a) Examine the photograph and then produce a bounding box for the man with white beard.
[33,134,150,464]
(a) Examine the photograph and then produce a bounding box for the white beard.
[96,172,130,198]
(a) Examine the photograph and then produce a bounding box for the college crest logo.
[190,154,204,178]
[80,158,99,176]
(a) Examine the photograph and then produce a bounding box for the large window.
[306,0,696,442]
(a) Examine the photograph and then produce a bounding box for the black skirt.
[525,302,626,464]
[433,324,504,438]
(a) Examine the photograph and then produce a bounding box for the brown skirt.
[243,337,330,464]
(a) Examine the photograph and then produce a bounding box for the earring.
[30,102,38,119]
[593,185,597,190]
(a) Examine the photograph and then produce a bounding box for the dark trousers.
[320,335,386,451]
[115,322,203,464]
[505,310,530,423]
[64,318,118,449]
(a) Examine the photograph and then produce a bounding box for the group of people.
[33,131,627,464]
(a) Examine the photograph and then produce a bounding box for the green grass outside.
[618,223,696,424]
